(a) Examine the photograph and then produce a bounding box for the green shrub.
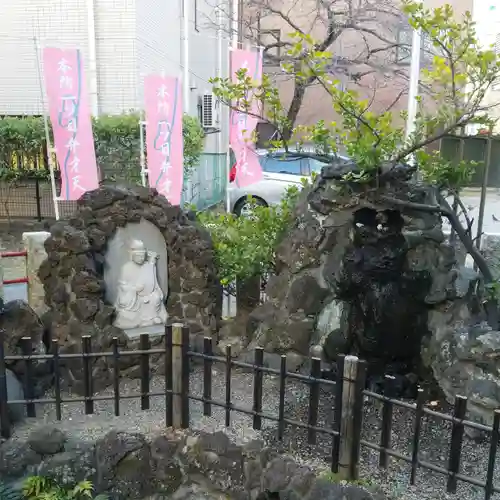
[22,476,108,500]
[0,113,205,183]
[196,179,306,287]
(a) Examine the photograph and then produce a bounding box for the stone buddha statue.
[113,239,168,330]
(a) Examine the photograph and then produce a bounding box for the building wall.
[188,0,230,152]
[0,0,90,116]
[247,0,474,133]
[0,0,230,135]
[95,0,138,114]
[471,1,500,131]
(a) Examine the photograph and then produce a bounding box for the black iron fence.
[0,178,77,222]
[0,325,499,499]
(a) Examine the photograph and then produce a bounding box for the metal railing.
[0,325,499,498]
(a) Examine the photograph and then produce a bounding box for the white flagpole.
[139,118,147,187]
[226,0,238,215]
[405,28,422,157]
[232,0,239,48]
[33,36,60,221]
[183,0,190,113]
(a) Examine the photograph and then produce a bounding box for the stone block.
[22,231,50,317]
[481,233,500,279]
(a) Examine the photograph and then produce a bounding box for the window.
[308,158,330,174]
[396,26,432,66]
[396,27,412,65]
[259,29,281,66]
[262,155,302,175]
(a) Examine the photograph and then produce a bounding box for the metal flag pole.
[405,28,422,149]
[138,70,148,188]
[139,116,147,187]
[216,4,223,208]
[183,0,190,113]
[226,0,238,215]
[33,36,60,221]
[405,27,422,177]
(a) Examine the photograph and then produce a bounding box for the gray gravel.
[261,382,500,500]
[6,364,499,500]
[2,227,500,499]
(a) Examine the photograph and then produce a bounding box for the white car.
[228,149,342,216]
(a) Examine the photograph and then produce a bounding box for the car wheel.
[234,197,267,217]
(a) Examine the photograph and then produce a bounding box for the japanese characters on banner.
[230,49,263,188]
[43,47,99,200]
[144,75,183,205]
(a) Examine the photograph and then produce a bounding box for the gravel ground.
[261,382,499,500]
[6,364,499,500]
[2,216,500,499]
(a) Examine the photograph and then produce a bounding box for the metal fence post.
[0,327,11,439]
[35,178,42,222]
[0,253,3,302]
[180,326,190,429]
[171,323,183,428]
[338,355,362,480]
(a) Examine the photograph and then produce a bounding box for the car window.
[309,159,330,173]
[261,155,303,175]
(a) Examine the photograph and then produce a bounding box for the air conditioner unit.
[201,93,215,128]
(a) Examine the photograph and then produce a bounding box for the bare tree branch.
[206,0,410,131]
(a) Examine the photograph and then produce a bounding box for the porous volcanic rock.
[39,185,221,393]
[425,299,500,428]
[246,160,459,379]
[0,300,51,395]
[0,427,390,500]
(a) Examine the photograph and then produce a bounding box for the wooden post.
[338,355,359,479]
[172,323,183,428]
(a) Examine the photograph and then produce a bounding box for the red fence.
[1,250,28,286]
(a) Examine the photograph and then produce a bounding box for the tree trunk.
[283,79,308,141]
[236,275,261,317]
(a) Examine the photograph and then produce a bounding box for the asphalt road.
[444,189,500,237]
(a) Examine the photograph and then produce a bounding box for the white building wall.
[0,0,228,121]
[94,0,138,114]
[188,0,230,153]
[136,0,182,108]
[0,0,89,115]
[472,1,500,131]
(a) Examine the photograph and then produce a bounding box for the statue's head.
[130,239,147,265]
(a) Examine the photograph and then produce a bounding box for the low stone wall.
[0,427,387,500]
[21,231,49,317]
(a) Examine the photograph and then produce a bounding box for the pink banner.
[43,47,99,200]
[144,75,183,205]
[230,49,263,188]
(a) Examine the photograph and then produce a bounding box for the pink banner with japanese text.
[144,75,183,205]
[43,47,99,200]
[230,48,263,188]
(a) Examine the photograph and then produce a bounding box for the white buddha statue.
[113,239,167,329]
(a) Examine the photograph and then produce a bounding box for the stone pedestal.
[123,324,165,339]
[22,231,50,316]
